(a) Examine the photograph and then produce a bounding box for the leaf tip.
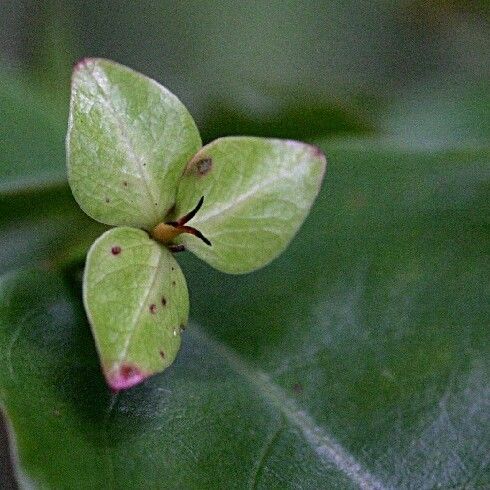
[73,57,94,72]
[285,139,327,163]
[308,143,327,162]
[289,140,327,183]
[106,363,148,391]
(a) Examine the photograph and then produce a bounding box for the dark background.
[1,0,489,148]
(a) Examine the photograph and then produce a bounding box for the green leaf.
[84,227,189,390]
[0,269,370,489]
[0,185,106,275]
[0,66,66,194]
[1,142,488,488]
[174,137,326,273]
[0,68,98,275]
[66,58,201,230]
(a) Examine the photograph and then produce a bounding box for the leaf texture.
[174,137,326,273]
[67,58,201,229]
[0,142,488,488]
[84,227,189,389]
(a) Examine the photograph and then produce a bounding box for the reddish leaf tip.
[73,57,93,71]
[308,143,326,159]
[107,364,147,391]
[285,139,326,161]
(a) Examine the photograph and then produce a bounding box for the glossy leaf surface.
[0,142,488,488]
[174,137,326,273]
[0,68,104,276]
[67,58,201,230]
[84,227,189,390]
[0,186,105,276]
[0,67,66,193]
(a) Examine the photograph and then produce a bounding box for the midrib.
[189,324,386,490]
[90,65,159,223]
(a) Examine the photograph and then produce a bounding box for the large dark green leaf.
[0,67,66,193]
[0,186,105,276]
[0,66,105,276]
[0,142,489,488]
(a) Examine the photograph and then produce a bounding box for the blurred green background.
[0,1,488,487]
[1,0,488,153]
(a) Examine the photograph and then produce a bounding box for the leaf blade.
[67,58,201,229]
[0,185,106,275]
[0,66,66,194]
[174,136,326,273]
[1,142,488,488]
[84,227,189,389]
[0,270,356,489]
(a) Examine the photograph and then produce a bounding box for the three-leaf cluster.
[67,58,326,390]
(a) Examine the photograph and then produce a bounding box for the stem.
[151,196,211,247]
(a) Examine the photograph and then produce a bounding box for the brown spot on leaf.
[172,281,176,286]
[123,181,128,187]
[161,297,167,306]
[292,383,303,395]
[105,197,110,203]
[120,365,137,378]
[149,304,157,314]
[168,244,185,253]
[111,246,121,255]
[159,350,165,358]
[192,157,212,176]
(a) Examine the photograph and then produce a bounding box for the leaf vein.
[89,64,159,222]
[190,325,386,490]
[116,248,164,366]
[197,173,303,224]
[249,416,285,490]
